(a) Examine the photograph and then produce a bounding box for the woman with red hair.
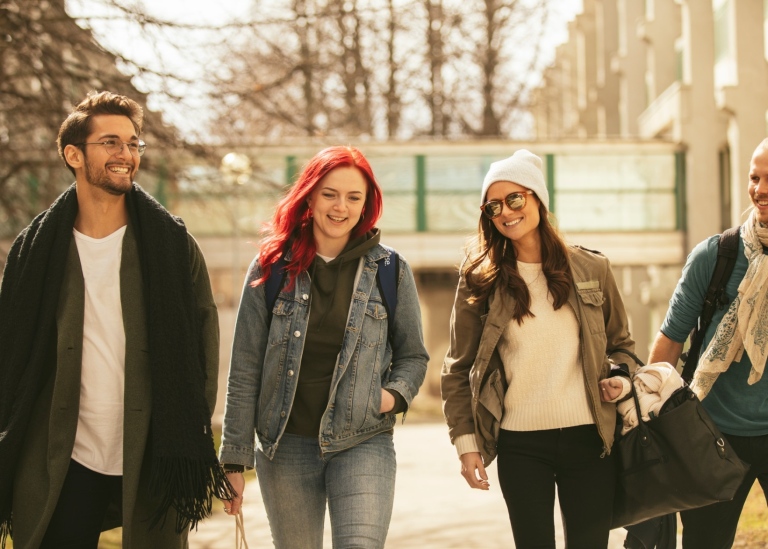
[219,146,429,548]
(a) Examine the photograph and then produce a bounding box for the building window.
[645,0,655,20]
[714,0,736,86]
[764,0,768,60]
[675,41,683,82]
[719,147,732,231]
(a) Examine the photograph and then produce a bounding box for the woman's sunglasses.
[480,190,534,219]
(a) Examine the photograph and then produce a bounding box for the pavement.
[190,422,631,548]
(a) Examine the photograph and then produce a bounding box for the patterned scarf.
[692,210,768,399]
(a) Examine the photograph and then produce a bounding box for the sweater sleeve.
[454,433,480,456]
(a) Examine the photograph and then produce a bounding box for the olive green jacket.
[441,246,635,465]
[11,225,219,548]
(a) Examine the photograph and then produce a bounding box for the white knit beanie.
[480,149,549,211]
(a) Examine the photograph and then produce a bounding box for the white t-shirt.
[71,226,127,475]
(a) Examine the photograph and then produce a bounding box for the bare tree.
[0,0,563,258]
[423,0,451,137]
[383,0,402,138]
[0,0,215,246]
[453,0,551,137]
[209,0,555,140]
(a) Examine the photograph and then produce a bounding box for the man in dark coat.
[0,91,230,548]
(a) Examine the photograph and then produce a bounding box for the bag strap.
[264,253,288,325]
[611,349,653,437]
[608,349,645,369]
[375,245,399,347]
[235,508,250,549]
[680,226,740,383]
[264,247,400,346]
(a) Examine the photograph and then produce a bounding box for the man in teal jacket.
[643,138,768,548]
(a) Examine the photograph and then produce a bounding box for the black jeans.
[497,425,615,549]
[680,432,768,549]
[40,459,122,549]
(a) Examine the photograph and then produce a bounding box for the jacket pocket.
[577,288,606,335]
[268,297,295,346]
[478,368,504,421]
[476,369,505,456]
[577,288,604,306]
[360,298,387,348]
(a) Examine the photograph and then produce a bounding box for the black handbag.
[610,353,749,529]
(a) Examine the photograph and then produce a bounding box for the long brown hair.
[463,201,572,323]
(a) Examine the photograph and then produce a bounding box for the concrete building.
[534,0,768,243]
[531,0,768,370]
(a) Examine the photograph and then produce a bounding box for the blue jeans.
[254,432,396,549]
[681,432,768,548]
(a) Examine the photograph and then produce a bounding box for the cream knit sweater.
[454,262,594,456]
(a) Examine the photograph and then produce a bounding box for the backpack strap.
[264,253,288,323]
[376,245,400,347]
[681,226,741,383]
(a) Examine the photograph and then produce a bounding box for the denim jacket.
[220,244,429,465]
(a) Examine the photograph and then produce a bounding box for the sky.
[65,0,584,138]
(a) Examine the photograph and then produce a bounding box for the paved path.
[191,422,630,548]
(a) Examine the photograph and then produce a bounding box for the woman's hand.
[599,377,625,402]
[224,472,245,515]
[459,452,490,490]
[379,389,395,413]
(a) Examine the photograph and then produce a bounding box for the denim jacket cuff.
[218,444,255,468]
[384,380,414,406]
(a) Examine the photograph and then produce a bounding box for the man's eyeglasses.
[77,139,146,157]
[481,190,534,219]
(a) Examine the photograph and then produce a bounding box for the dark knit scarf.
[0,183,232,547]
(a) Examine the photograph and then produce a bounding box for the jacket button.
[302,293,309,300]
[288,370,294,376]
[280,411,286,417]
[294,331,301,337]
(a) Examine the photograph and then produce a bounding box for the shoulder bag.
[610,350,748,528]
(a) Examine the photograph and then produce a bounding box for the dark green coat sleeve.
[188,234,219,415]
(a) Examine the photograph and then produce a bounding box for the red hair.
[255,146,383,290]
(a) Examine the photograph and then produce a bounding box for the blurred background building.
[2,0,767,418]
[184,0,768,416]
[179,139,683,416]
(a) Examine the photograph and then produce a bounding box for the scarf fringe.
[0,517,10,549]
[148,457,235,533]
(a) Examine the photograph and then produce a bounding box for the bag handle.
[607,349,645,369]
[235,508,250,549]
[608,349,652,437]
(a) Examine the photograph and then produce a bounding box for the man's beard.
[84,157,133,196]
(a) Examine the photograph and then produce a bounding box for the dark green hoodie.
[285,231,380,437]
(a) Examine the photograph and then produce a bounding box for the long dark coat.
[11,226,219,548]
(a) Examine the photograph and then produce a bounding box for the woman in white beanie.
[441,149,635,548]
